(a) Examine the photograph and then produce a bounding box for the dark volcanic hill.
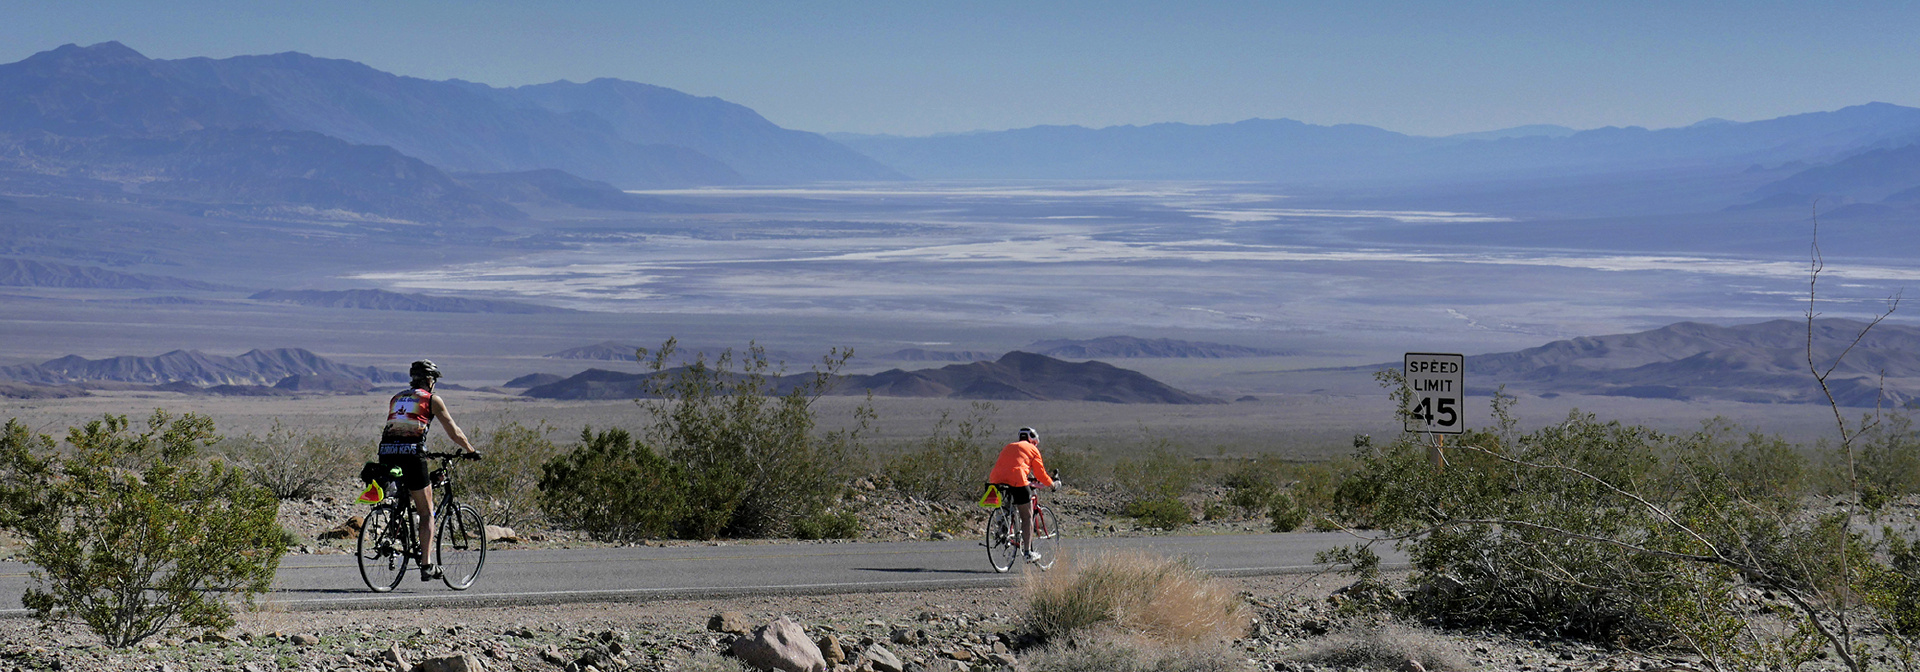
[0,347,406,386]
[1463,319,1920,406]
[520,351,1221,404]
[1029,336,1287,359]
[0,258,235,290]
[249,288,570,314]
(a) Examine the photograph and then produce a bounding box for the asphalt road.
[0,532,1402,616]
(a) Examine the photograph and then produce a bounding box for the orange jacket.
[987,440,1053,488]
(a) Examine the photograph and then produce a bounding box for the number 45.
[1412,397,1458,427]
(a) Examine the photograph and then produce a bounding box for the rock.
[485,525,520,543]
[988,653,1017,667]
[890,628,914,645]
[930,531,952,540]
[857,644,905,672]
[945,649,973,662]
[710,611,753,635]
[382,644,410,672]
[412,654,486,672]
[731,616,826,672]
[318,516,364,540]
[540,646,569,666]
[289,633,318,646]
[819,635,846,664]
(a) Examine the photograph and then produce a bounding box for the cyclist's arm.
[1029,449,1054,489]
[428,393,478,454]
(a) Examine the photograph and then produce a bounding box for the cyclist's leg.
[412,485,435,566]
[1012,486,1035,553]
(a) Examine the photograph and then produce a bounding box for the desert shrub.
[1025,551,1244,645]
[538,427,689,542]
[461,420,564,530]
[1287,624,1467,672]
[1023,635,1248,672]
[638,339,869,538]
[1857,412,1920,497]
[1201,500,1230,521]
[929,509,974,536]
[885,402,993,503]
[1267,492,1305,532]
[1112,448,1202,501]
[1335,374,1915,669]
[792,509,862,540]
[216,420,364,500]
[1124,498,1192,530]
[0,412,284,647]
[673,651,752,672]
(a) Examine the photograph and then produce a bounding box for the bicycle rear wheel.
[985,508,1019,573]
[437,503,487,590]
[357,503,409,592]
[1030,505,1059,570]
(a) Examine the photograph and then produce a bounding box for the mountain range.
[834,105,1920,187]
[521,351,1222,404]
[0,347,405,387]
[1463,319,1920,407]
[0,42,899,224]
[12,41,1920,221]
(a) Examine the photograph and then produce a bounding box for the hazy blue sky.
[6,1,1919,137]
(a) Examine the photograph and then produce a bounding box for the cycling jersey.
[988,440,1053,488]
[379,388,436,448]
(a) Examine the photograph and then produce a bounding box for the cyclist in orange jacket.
[988,427,1056,562]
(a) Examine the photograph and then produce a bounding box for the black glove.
[463,451,483,461]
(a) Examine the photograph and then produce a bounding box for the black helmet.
[409,360,441,380]
[1018,427,1039,442]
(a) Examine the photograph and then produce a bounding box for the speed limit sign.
[1404,353,1464,434]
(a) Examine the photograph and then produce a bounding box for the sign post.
[1403,352,1465,435]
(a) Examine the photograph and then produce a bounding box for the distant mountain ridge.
[1464,319,1920,406]
[250,288,570,314]
[838,103,1920,185]
[0,42,898,188]
[0,258,234,290]
[0,347,405,386]
[521,351,1220,404]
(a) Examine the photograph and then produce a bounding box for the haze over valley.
[1,41,1916,445]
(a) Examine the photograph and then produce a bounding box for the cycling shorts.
[992,483,1033,506]
[379,447,430,491]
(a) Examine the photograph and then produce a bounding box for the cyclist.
[377,360,480,580]
[987,427,1055,562]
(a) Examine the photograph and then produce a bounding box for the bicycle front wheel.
[357,504,408,592]
[1030,505,1059,570]
[985,508,1018,573]
[437,504,488,590]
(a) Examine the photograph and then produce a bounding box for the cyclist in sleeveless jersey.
[377,360,480,580]
[987,427,1056,562]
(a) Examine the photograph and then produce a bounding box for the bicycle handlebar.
[421,451,480,461]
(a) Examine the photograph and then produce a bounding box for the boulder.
[411,654,485,672]
[730,616,825,672]
[289,633,318,646]
[709,611,752,635]
[856,644,904,672]
[484,525,520,543]
[318,516,364,540]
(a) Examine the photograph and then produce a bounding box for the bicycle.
[983,481,1061,572]
[358,451,488,592]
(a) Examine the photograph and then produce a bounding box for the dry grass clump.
[672,650,751,672]
[1287,624,1467,672]
[1025,550,1246,644]
[1024,631,1248,672]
